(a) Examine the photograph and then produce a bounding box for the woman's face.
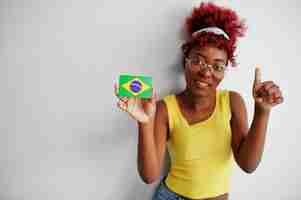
[184,45,228,97]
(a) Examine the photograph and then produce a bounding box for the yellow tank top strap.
[163,95,179,132]
[218,90,232,121]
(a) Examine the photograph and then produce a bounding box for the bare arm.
[114,85,168,183]
[137,100,168,184]
[230,91,270,173]
[230,67,283,173]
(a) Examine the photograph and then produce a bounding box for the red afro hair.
[182,2,247,66]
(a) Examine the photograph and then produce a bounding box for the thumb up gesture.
[253,66,284,111]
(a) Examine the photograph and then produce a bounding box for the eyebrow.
[193,53,226,64]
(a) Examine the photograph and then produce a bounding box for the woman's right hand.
[114,84,157,123]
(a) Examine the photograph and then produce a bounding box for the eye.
[213,64,226,72]
[190,57,200,65]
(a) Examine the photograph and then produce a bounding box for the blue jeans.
[152,178,186,200]
[152,178,229,200]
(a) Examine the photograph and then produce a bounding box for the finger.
[127,103,133,113]
[270,90,282,102]
[268,95,274,104]
[114,83,130,103]
[254,65,261,85]
[260,90,275,104]
[152,88,155,98]
[266,85,279,95]
[114,83,119,97]
[262,81,275,91]
[116,95,129,103]
[120,96,129,103]
[272,94,283,103]
[269,97,284,106]
[117,101,127,111]
[255,97,264,103]
[254,84,267,99]
[127,98,137,113]
[255,81,273,91]
[265,92,283,104]
[254,81,275,97]
[272,90,282,99]
[275,96,284,104]
[254,82,264,93]
[150,88,157,104]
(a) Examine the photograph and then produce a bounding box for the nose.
[198,66,213,77]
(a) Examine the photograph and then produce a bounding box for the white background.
[0,0,300,199]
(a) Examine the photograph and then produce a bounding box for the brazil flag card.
[118,74,153,98]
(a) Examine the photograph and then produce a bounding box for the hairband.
[192,27,230,40]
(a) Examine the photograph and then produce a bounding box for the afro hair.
[182,2,247,66]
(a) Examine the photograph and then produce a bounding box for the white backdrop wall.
[0,0,300,199]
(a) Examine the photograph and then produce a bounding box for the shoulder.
[156,97,170,123]
[156,94,177,130]
[156,99,167,114]
[155,98,171,139]
[229,90,243,103]
[228,90,246,116]
[157,94,175,112]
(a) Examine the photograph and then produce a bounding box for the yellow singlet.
[163,90,234,199]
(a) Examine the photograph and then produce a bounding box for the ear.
[181,43,190,56]
[183,56,187,69]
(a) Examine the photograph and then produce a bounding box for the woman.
[115,2,283,200]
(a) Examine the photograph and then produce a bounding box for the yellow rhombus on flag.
[118,74,152,98]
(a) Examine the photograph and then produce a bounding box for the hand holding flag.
[114,75,157,123]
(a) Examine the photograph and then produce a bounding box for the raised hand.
[252,66,284,111]
[114,84,157,123]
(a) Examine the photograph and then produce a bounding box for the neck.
[182,89,216,111]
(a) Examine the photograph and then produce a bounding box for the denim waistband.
[152,177,186,200]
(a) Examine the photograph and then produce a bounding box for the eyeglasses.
[185,56,227,77]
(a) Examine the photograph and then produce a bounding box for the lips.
[195,80,210,88]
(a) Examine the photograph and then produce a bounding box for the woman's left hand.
[252,66,284,111]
